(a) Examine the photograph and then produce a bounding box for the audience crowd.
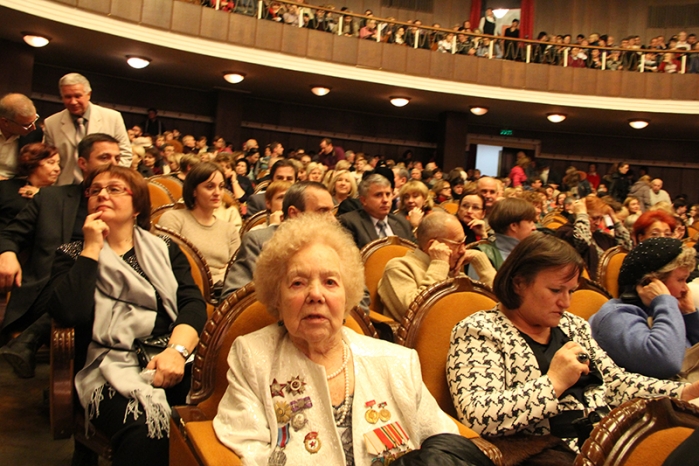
[201,1,699,73]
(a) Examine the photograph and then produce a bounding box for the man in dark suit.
[338,173,415,250]
[0,93,40,179]
[0,133,121,377]
[221,181,334,299]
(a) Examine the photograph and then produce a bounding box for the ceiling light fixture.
[492,9,509,19]
[628,119,649,129]
[546,113,567,123]
[470,106,488,116]
[223,72,245,84]
[390,97,410,107]
[311,86,331,96]
[126,56,150,69]
[22,33,50,48]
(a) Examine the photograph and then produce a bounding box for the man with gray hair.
[44,72,131,185]
[378,211,495,320]
[0,93,40,179]
[338,173,414,249]
[650,178,672,206]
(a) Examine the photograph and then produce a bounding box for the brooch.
[304,431,321,454]
[286,375,307,395]
[270,379,286,398]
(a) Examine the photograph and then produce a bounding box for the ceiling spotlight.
[546,113,567,123]
[628,119,649,129]
[390,97,410,107]
[22,33,50,48]
[311,86,331,96]
[126,56,150,69]
[223,72,245,84]
[492,9,509,19]
[470,106,488,116]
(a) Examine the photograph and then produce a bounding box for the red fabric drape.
[519,0,535,39]
[469,0,482,31]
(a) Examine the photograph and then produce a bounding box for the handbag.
[133,333,194,369]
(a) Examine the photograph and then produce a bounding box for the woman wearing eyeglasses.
[46,165,207,466]
[456,193,488,245]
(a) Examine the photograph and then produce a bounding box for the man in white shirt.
[0,93,39,179]
[650,178,672,206]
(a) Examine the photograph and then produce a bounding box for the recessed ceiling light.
[546,113,567,123]
[311,86,331,96]
[390,97,410,107]
[126,56,150,69]
[628,119,649,129]
[223,72,245,84]
[22,33,50,48]
[470,106,488,116]
[493,9,509,19]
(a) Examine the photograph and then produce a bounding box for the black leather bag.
[133,334,172,369]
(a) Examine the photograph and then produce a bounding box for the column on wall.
[214,90,243,149]
[0,40,35,96]
[438,111,469,172]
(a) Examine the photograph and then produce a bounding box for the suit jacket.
[0,184,85,331]
[246,192,266,217]
[0,178,32,232]
[338,209,415,250]
[44,103,132,186]
[220,225,278,300]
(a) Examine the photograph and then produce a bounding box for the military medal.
[275,401,292,424]
[378,402,391,422]
[290,412,307,431]
[268,425,291,466]
[304,431,321,454]
[270,378,286,398]
[286,375,307,395]
[289,396,312,431]
[365,400,379,424]
[364,421,410,459]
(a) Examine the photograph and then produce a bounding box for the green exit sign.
[500,129,513,136]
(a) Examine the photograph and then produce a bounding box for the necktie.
[377,221,388,238]
[76,117,86,144]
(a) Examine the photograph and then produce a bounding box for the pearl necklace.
[326,342,351,426]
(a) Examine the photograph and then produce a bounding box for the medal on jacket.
[378,402,391,422]
[365,400,379,424]
[289,396,312,431]
[363,421,409,456]
[286,375,306,395]
[270,378,286,398]
[268,425,290,466]
[275,401,292,424]
[304,431,321,454]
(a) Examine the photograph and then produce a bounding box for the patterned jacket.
[447,307,687,451]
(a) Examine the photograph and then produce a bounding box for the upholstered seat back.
[597,246,629,299]
[567,278,612,321]
[360,236,417,314]
[147,181,175,211]
[622,427,694,466]
[149,175,183,201]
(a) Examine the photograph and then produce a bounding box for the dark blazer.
[338,208,415,250]
[0,184,84,332]
[246,192,266,216]
[0,179,31,233]
[220,225,278,300]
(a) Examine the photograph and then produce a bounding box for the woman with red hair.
[631,210,677,245]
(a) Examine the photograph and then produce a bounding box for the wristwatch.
[167,343,190,360]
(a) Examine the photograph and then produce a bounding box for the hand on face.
[547,341,590,397]
[636,278,670,307]
[677,285,696,314]
[408,207,424,228]
[81,211,110,259]
[427,240,452,263]
[573,200,587,215]
[468,218,486,237]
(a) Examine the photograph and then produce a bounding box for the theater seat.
[148,174,183,201]
[597,245,629,298]
[568,277,611,321]
[147,180,175,211]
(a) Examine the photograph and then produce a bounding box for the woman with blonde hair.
[328,170,357,205]
[398,180,434,228]
[306,162,326,183]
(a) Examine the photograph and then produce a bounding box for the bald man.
[0,93,40,179]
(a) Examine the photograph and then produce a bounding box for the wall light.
[223,72,245,84]
[470,106,488,116]
[546,113,567,123]
[492,9,509,19]
[311,86,331,96]
[390,97,410,107]
[22,33,50,48]
[628,119,649,129]
[126,56,150,69]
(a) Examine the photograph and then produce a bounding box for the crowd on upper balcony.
[198,1,699,73]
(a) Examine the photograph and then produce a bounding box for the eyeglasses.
[460,204,483,212]
[85,184,133,198]
[4,114,39,131]
[438,237,467,247]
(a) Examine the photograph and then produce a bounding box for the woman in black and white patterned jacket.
[447,233,699,458]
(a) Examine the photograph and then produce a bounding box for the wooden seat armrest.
[185,420,243,466]
[173,405,211,424]
[50,322,75,440]
[448,415,504,466]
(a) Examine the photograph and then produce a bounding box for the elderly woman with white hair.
[213,215,478,465]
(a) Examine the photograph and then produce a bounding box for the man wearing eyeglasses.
[44,73,131,186]
[0,93,41,180]
[378,211,495,321]
[0,133,120,378]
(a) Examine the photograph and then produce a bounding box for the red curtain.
[469,0,482,31]
[519,0,535,39]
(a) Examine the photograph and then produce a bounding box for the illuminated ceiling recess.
[470,106,488,116]
[223,72,245,84]
[311,86,330,96]
[546,113,567,123]
[390,97,410,107]
[22,32,50,47]
[628,119,649,129]
[126,56,150,69]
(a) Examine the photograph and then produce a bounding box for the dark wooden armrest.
[50,321,75,440]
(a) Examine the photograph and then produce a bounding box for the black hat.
[618,237,684,289]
